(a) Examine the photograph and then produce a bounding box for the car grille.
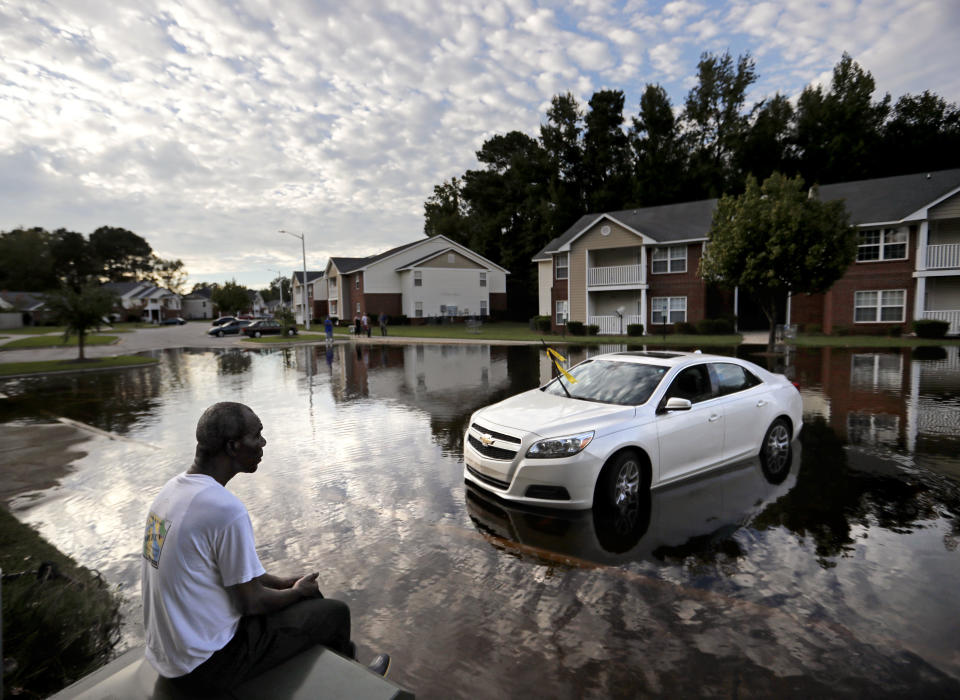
[466,465,510,490]
[471,423,521,444]
[467,434,518,460]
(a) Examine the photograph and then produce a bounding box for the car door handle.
[708,414,721,422]
[756,400,768,407]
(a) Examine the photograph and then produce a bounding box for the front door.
[655,364,723,482]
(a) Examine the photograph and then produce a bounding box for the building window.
[414,271,422,287]
[651,246,687,274]
[651,296,687,324]
[555,299,568,325]
[857,228,907,262]
[480,300,488,316]
[356,302,361,314]
[415,301,423,318]
[448,253,455,263]
[854,290,906,323]
[480,272,487,287]
[554,253,568,280]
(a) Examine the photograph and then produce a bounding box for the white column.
[916,220,929,271]
[914,276,927,322]
[733,287,739,332]
[641,288,647,333]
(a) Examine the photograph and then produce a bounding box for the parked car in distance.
[207,320,251,337]
[210,316,238,326]
[160,317,186,325]
[463,350,802,511]
[241,319,298,338]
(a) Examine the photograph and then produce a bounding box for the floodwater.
[2,342,960,698]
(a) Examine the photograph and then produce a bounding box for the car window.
[542,360,668,405]
[712,363,762,396]
[663,364,714,403]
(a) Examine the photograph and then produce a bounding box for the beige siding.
[929,218,960,245]
[417,251,484,269]
[538,260,552,315]
[568,220,646,322]
[926,278,960,310]
[930,192,960,220]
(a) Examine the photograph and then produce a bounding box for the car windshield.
[542,359,668,405]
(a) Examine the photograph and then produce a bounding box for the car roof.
[594,350,746,368]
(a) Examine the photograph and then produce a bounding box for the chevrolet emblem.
[480,433,495,446]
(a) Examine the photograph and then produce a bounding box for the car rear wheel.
[760,418,791,482]
[254,331,261,338]
[597,450,645,510]
[217,330,224,337]
[287,328,295,336]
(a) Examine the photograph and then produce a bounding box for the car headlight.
[525,431,594,458]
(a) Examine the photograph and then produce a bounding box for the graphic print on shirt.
[142,511,172,568]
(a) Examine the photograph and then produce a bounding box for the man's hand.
[292,572,323,599]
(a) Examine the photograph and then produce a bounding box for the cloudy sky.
[2,0,959,290]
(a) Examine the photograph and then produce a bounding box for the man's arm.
[229,572,322,616]
[258,572,299,590]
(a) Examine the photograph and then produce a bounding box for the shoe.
[366,653,390,677]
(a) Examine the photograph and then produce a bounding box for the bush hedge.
[695,318,735,334]
[567,321,585,335]
[587,324,599,336]
[533,315,551,332]
[913,319,950,338]
[626,323,644,336]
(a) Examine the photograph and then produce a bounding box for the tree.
[630,84,688,206]
[700,172,857,350]
[582,89,632,212]
[683,51,757,196]
[149,256,187,294]
[424,178,469,242]
[211,280,250,316]
[45,283,117,361]
[736,93,796,183]
[540,92,585,230]
[89,226,154,281]
[880,91,960,176]
[50,229,99,291]
[795,53,890,184]
[0,228,56,291]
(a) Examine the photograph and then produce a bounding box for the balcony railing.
[925,244,960,270]
[587,264,644,287]
[920,309,960,335]
[588,314,643,335]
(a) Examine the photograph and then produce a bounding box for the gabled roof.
[533,168,960,260]
[331,235,509,275]
[185,287,213,299]
[395,247,485,271]
[293,271,325,284]
[0,291,47,310]
[817,168,960,224]
[102,281,145,297]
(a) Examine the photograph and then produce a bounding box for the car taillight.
[791,381,800,391]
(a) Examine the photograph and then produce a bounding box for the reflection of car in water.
[464,442,800,566]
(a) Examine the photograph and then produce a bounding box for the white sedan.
[463,350,802,510]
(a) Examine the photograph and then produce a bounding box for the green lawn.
[1,334,119,350]
[790,333,960,347]
[0,355,157,376]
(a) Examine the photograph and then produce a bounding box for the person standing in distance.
[141,402,389,694]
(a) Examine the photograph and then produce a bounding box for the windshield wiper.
[541,339,572,399]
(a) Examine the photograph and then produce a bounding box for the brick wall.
[550,278,568,332]
[648,243,707,324]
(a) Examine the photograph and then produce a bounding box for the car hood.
[475,388,636,437]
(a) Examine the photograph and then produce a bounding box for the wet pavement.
[1,343,959,698]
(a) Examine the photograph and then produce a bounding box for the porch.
[586,246,646,290]
[588,314,644,335]
[919,310,960,335]
[924,244,960,270]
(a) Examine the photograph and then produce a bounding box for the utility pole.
[278,230,310,330]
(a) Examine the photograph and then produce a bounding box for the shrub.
[533,315,551,332]
[626,323,644,336]
[695,318,735,334]
[913,319,950,339]
[587,324,599,336]
[675,321,697,335]
[887,325,903,337]
[567,321,585,335]
[804,323,822,334]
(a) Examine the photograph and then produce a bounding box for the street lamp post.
[278,230,310,330]
[274,269,285,307]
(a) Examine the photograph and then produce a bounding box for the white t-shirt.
[141,472,265,677]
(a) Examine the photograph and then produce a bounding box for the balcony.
[925,244,960,270]
[587,264,644,288]
[588,314,643,335]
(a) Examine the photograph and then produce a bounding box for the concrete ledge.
[51,646,414,700]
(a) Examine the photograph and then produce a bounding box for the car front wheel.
[760,418,791,482]
[287,328,295,336]
[217,330,224,337]
[597,450,645,510]
[254,331,261,338]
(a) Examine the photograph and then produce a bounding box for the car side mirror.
[663,397,692,411]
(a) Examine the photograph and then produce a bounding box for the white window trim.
[856,228,908,263]
[555,299,568,325]
[480,272,487,287]
[415,301,423,318]
[480,300,488,315]
[555,253,568,281]
[651,245,687,274]
[853,289,906,323]
[651,296,687,324]
[354,276,360,289]
[414,270,423,287]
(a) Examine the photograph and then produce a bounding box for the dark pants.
[170,598,351,694]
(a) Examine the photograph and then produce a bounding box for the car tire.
[287,328,295,336]
[596,449,646,510]
[760,418,791,483]
[217,330,224,337]
[254,331,261,338]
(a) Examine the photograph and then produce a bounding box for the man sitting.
[141,402,389,694]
